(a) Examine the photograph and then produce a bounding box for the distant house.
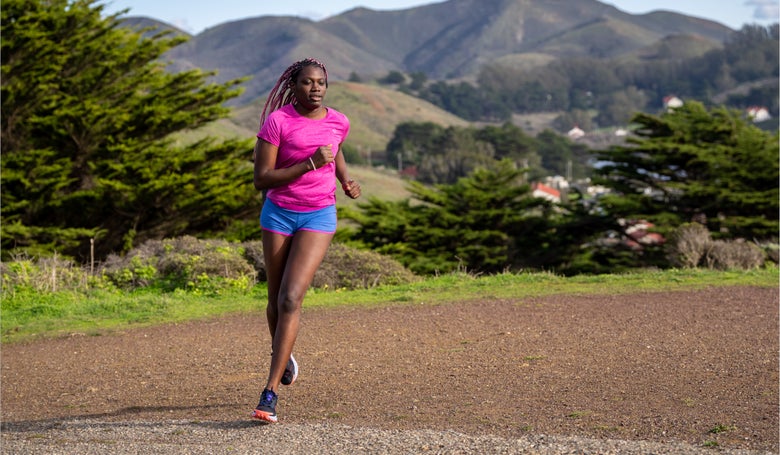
[399,165,418,179]
[544,175,569,191]
[663,95,683,111]
[567,125,585,140]
[585,184,609,197]
[532,182,561,203]
[746,106,771,122]
[620,219,665,250]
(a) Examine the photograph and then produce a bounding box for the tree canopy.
[594,101,779,241]
[349,101,778,275]
[343,161,556,274]
[385,121,589,184]
[2,0,257,260]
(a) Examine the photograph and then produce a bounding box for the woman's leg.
[263,229,334,392]
[263,231,291,342]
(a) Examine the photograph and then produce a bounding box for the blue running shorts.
[260,198,337,236]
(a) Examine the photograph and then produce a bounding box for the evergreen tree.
[594,101,778,242]
[2,0,254,260]
[534,130,591,180]
[344,161,553,275]
[385,122,445,172]
[416,127,496,184]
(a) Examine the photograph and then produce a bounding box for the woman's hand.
[310,144,335,169]
[341,179,361,199]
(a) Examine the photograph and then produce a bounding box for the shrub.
[666,223,712,268]
[704,240,766,270]
[240,240,416,289]
[755,239,779,264]
[666,224,768,270]
[314,243,418,289]
[1,254,93,294]
[240,240,266,283]
[103,236,416,292]
[102,236,257,291]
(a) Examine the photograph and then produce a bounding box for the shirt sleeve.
[337,111,350,144]
[257,112,282,146]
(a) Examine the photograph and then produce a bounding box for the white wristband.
[308,157,317,171]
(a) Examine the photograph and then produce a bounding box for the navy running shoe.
[251,388,278,423]
[281,354,298,386]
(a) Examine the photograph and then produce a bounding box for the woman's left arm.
[335,143,361,199]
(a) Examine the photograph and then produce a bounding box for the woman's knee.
[277,290,305,314]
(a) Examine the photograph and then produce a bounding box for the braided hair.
[259,58,329,128]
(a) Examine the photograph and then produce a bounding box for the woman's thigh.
[279,230,334,300]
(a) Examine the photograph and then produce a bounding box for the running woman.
[251,58,361,423]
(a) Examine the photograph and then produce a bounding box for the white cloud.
[745,0,780,21]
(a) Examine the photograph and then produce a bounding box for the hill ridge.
[127,0,732,105]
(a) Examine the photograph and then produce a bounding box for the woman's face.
[293,65,327,111]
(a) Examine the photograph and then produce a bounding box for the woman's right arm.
[253,138,315,191]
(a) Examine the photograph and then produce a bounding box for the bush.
[103,236,416,292]
[667,223,712,268]
[667,224,767,270]
[240,240,266,283]
[2,236,416,294]
[705,240,766,270]
[102,236,256,292]
[755,239,779,264]
[1,254,93,294]
[314,243,418,289]
[241,240,416,289]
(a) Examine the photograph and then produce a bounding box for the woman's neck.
[293,103,327,119]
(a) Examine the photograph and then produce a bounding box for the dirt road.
[2,286,778,453]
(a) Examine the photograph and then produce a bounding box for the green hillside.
[336,165,411,213]
[226,80,470,153]
[171,81,434,209]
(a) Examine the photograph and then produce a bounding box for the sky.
[100,0,779,35]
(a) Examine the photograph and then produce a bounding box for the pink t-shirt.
[257,104,350,211]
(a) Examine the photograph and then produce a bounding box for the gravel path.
[2,286,778,454]
[2,419,776,454]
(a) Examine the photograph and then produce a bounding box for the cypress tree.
[594,101,778,241]
[2,0,255,260]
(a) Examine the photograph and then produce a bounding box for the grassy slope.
[336,165,411,214]
[170,80,460,209]
[221,81,470,153]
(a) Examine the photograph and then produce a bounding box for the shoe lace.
[260,389,276,406]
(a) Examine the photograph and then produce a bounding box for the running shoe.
[251,388,278,423]
[281,354,298,386]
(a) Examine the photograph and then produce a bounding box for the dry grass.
[666,223,770,270]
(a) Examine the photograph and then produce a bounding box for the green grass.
[2,267,777,344]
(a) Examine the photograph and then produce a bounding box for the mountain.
[117,16,191,39]
[130,0,733,106]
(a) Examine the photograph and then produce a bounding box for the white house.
[663,95,683,111]
[544,175,570,191]
[746,106,771,122]
[567,126,585,140]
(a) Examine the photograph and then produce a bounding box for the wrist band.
[308,157,317,171]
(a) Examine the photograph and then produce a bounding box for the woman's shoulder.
[262,104,297,131]
[326,107,349,123]
[268,103,297,119]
